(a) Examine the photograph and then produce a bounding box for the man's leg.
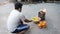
[17,24,30,34]
[18,25,30,34]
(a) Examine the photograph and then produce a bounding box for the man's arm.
[21,15,32,23]
[24,19,32,23]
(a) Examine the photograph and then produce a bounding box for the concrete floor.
[0,3,60,34]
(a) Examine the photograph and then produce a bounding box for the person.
[38,8,46,21]
[7,2,32,34]
[38,8,46,29]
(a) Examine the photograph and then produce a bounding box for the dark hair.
[15,2,23,9]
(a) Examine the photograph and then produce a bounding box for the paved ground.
[0,3,60,34]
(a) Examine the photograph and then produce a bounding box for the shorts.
[12,24,29,33]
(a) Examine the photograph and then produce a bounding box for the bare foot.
[18,31,25,34]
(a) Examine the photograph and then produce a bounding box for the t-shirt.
[7,9,26,32]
